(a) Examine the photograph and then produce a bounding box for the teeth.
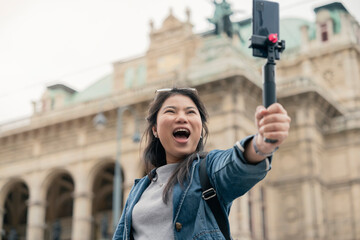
[174,128,189,133]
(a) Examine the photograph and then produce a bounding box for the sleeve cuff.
[234,135,272,171]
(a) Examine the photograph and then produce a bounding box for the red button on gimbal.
[268,34,278,43]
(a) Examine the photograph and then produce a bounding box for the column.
[351,185,360,238]
[303,181,320,240]
[345,50,360,107]
[71,192,93,240]
[251,187,264,240]
[266,186,278,240]
[239,194,251,240]
[26,174,47,240]
[26,200,46,240]
[300,25,309,52]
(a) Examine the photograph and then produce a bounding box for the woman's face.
[153,94,202,164]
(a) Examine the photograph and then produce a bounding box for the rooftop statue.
[208,0,234,38]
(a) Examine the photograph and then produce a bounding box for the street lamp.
[93,106,141,232]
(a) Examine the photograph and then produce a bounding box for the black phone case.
[252,0,279,58]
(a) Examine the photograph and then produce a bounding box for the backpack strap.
[199,158,231,240]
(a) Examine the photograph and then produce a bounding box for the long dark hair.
[143,88,209,203]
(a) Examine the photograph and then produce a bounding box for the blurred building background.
[0,1,359,240]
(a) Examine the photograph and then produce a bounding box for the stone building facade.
[0,2,359,240]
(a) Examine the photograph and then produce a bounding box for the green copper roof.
[280,18,316,49]
[314,2,349,34]
[314,2,348,14]
[69,74,113,105]
[233,18,253,56]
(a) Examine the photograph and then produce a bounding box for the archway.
[2,181,29,240]
[45,173,74,240]
[91,163,115,240]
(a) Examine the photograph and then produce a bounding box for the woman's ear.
[152,126,158,138]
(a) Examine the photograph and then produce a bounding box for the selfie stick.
[249,0,285,143]
[250,35,285,143]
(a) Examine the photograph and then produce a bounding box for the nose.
[175,112,188,123]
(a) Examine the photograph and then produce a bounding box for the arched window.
[91,163,116,240]
[45,173,74,240]
[3,181,29,239]
[321,23,329,42]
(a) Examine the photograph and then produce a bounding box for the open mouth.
[173,128,190,140]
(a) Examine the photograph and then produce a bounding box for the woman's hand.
[245,103,291,163]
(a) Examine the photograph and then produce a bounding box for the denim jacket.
[113,135,272,240]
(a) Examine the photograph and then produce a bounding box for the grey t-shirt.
[132,163,179,240]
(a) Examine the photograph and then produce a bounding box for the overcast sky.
[0,0,359,124]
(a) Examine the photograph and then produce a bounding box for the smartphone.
[252,0,279,58]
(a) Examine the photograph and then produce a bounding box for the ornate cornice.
[278,77,344,117]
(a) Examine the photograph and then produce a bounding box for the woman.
[113,88,291,240]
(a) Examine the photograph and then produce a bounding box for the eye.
[187,110,196,114]
[164,109,175,113]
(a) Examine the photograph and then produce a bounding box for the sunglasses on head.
[155,88,198,95]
